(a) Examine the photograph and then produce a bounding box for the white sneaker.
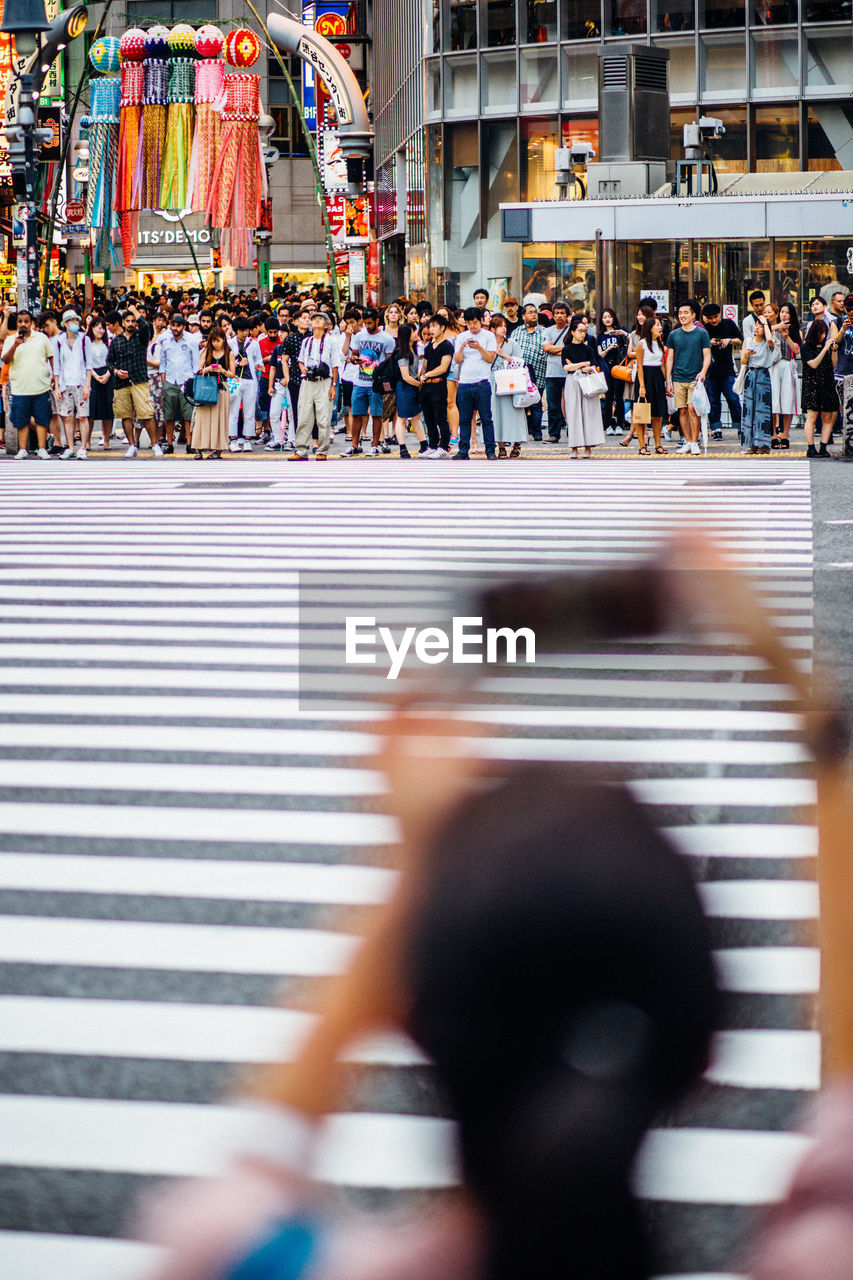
[662,428,671,441]
[241,439,253,451]
[437,447,451,458]
[76,448,88,460]
[60,447,74,460]
[677,440,691,453]
[422,448,438,458]
[229,441,241,452]
[153,443,164,457]
[690,441,701,455]
[366,445,379,456]
[36,448,50,459]
[613,425,624,436]
[124,445,138,458]
[605,426,615,436]
[13,448,28,459]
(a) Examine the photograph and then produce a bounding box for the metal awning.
[501,171,853,243]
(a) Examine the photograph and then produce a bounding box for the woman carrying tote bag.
[562,314,606,458]
[635,316,669,455]
[489,314,529,458]
[192,327,234,460]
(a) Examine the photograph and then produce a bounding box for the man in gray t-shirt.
[542,301,571,441]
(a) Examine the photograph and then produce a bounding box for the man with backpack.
[341,307,395,457]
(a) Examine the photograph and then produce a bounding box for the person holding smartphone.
[192,326,233,460]
[738,307,777,454]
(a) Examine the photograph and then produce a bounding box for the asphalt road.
[0,459,838,1280]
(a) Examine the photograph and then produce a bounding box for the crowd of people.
[2,278,850,460]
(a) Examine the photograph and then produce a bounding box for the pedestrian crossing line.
[698,882,818,920]
[0,999,818,1089]
[0,724,813,764]
[0,767,816,808]
[0,1093,811,1204]
[0,915,816,996]
[0,464,818,1278]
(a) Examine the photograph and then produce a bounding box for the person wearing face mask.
[54,309,94,459]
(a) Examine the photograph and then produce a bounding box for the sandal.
[780,439,790,449]
[510,443,521,458]
[770,436,781,449]
[497,444,507,459]
[618,438,630,447]
[655,446,666,455]
[638,446,650,455]
[194,451,205,460]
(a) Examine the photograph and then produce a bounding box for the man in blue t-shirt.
[341,308,395,457]
[665,300,711,455]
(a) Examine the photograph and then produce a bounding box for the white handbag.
[513,383,541,409]
[576,369,607,399]
[733,364,748,396]
[495,361,529,396]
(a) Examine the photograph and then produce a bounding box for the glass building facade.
[373,0,853,306]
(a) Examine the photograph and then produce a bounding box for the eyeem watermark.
[345,615,536,680]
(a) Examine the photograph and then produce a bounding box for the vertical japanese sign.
[302,2,353,132]
[41,0,64,99]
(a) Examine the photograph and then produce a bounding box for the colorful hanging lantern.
[160,56,195,209]
[206,72,266,269]
[194,24,224,59]
[143,24,171,59]
[168,24,197,56]
[86,75,121,268]
[189,56,224,214]
[119,28,146,63]
[139,51,169,208]
[224,27,261,69]
[89,35,120,75]
[116,57,144,261]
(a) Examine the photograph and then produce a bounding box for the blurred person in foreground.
[137,696,719,1280]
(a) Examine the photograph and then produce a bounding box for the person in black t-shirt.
[701,304,742,440]
[420,314,454,456]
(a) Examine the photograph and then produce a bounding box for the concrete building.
[371,0,853,313]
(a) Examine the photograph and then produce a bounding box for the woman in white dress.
[768,302,801,449]
[562,314,606,457]
[489,314,529,458]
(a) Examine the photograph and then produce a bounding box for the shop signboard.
[37,107,61,160]
[343,196,368,242]
[348,249,365,285]
[366,240,379,307]
[641,288,670,314]
[327,194,346,240]
[321,128,347,191]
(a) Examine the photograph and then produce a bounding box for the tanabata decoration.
[138,25,170,209]
[116,28,145,261]
[86,72,121,268]
[206,71,266,270]
[224,26,261,69]
[159,26,196,209]
[188,25,224,215]
[89,35,120,74]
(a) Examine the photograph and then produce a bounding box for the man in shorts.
[160,313,201,452]
[54,308,93,458]
[107,304,159,457]
[342,307,395,456]
[665,300,711,456]
[2,309,55,458]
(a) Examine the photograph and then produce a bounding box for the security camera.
[556,143,596,170]
[698,116,725,140]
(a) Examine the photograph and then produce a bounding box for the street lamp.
[2,0,51,314]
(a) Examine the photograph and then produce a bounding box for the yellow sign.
[0,266,15,289]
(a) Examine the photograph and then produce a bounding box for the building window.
[521,243,558,306]
[444,55,478,113]
[426,58,442,117]
[807,102,853,170]
[609,0,647,36]
[805,0,851,18]
[526,0,558,42]
[698,0,744,27]
[485,0,517,46]
[654,37,696,97]
[561,0,601,38]
[449,0,477,49]
[561,44,598,106]
[520,47,560,109]
[755,104,800,171]
[700,34,746,97]
[520,119,559,200]
[699,105,747,170]
[126,0,209,19]
[750,30,799,95]
[653,0,695,31]
[751,0,797,22]
[805,30,853,97]
[481,50,519,112]
[485,121,518,228]
[267,54,309,157]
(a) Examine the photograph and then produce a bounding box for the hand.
[696,372,705,383]
[666,380,673,394]
[328,385,336,402]
[116,369,128,379]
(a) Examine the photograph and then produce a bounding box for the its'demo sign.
[345,616,536,680]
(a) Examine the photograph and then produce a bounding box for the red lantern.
[119,28,146,63]
[224,27,261,69]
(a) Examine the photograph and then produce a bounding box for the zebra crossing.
[0,461,817,1280]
